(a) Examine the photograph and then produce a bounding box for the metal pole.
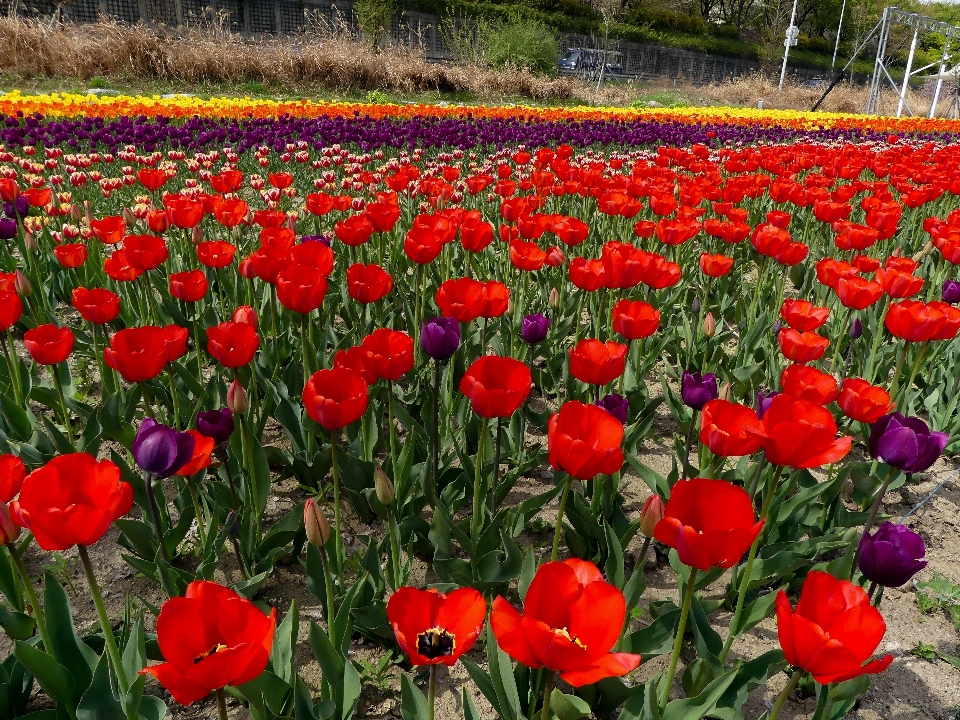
[930,38,951,118]
[867,7,891,115]
[778,0,799,90]
[831,0,847,68]
[897,28,919,117]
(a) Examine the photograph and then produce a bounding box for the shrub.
[483,15,559,74]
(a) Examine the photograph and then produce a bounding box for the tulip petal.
[140,662,212,706]
[559,652,641,687]
[822,605,886,661]
[491,596,541,669]
[521,616,594,673]
[437,588,487,659]
[523,562,580,630]
[568,580,626,659]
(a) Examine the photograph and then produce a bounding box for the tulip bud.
[506,298,513,315]
[849,317,863,339]
[640,495,665,538]
[912,240,934,264]
[374,467,395,505]
[304,498,331,547]
[70,204,82,222]
[702,312,716,338]
[0,502,21,545]
[233,305,258,328]
[23,232,36,254]
[191,225,203,245]
[771,318,782,334]
[226,380,248,414]
[549,287,559,309]
[691,295,701,314]
[122,206,136,227]
[718,381,731,401]
[83,199,92,225]
[14,270,32,296]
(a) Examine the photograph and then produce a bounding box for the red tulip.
[699,399,763,457]
[781,299,829,332]
[601,242,645,290]
[10,453,133,550]
[162,325,189,363]
[436,278,485,322]
[548,401,624,479]
[835,276,883,310]
[886,299,960,342]
[361,329,414,382]
[776,571,893,684]
[277,264,328,315]
[0,454,25,505]
[778,328,829,363]
[104,249,143,282]
[479,281,509,319]
[838,378,894,424]
[569,339,628,386]
[54,243,87,268]
[347,263,393,305]
[290,242,334,275]
[655,217,700,246]
[303,368,369,430]
[123,235,169,271]
[165,196,204,229]
[268,172,293,189]
[23,324,73,365]
[206,322,259,368]
[254,209,287,229]
[169,270,208,303]
[460,355,532,418]
[746,394,851,468]
[612,300,660,340]
[213,199,248,228]
[460,213,494,253]
[146,209,170,234]
[387,587,486,666]
[260,228,296,251]
[817,259,858,290]
[699,252,734,277]
[333,346,378,386]
[491,559,640,686]
[364,201,401,233]
[335,214,375,247]
[655,477,764,571]
[175,430,215,477]
[140,580,276,706]
[569,257,606,292]
[510,239,547,271]
[0,290,22,331]
[197,240,236,269]
[90,216,126,245]
[104,326,170,382]
[780,364,839,405]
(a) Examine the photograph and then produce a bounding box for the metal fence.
[2,0,827,84]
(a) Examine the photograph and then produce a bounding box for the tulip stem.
[78,544,131,694]
[7,543,53,654]
[216,687,229,720]
[490,418,503,516]
[851,466,897,578]
[427,665,438,720]
[51,367,75,447]
[540,671,554,720]
[681,409,698,479]
[1,330,21,406]
[551,476,572,562]
[330,433,345,591]
[769,669,804,720]
[471,417,489,542]
[867,580,879,600]
[185,476,208,550]
[431,359,440,506]
[144,474,171,563]
[720,465,783,665]
[165,367,180,429]
[387,381,399,498]
[660,569,698,708]
[319,544,337,628]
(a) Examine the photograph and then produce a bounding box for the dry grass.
[0,16,637,103]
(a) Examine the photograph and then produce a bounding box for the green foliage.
[916,574,960,633]
[354,0,400,48]
[483,14,560,73]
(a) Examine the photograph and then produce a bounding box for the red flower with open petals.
[303,368,369,430]
[699,399,763,457]
[778,328,829,364]
[548,401,624,480]
[347,263,393,305]
[387,587,486,666]
[612,300,660,340]
[104,326,169,382]
[140,580,276,706]
[781,364,839,405]
[361,329,414,382]
[436,278,485,322]
[781,299,829,332]
[776,571,893,685]
[747,395,851,469]
[654,477,763,571]
[837,378,894,424]
[569,339,627,386]
[24,325,74,365]
[491,559,640,687]
[206,322,259,368]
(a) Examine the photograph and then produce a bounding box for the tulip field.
[0,90,959,720]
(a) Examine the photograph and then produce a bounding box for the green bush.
[483,16,559,73]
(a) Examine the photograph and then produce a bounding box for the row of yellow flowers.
[3,90,960,133]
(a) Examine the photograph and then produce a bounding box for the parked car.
[806,76,824,88]
[558,48,624,76]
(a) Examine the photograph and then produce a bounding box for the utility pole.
[831,0,847,68]
[778,0,799,90]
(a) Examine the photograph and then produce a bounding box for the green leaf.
[295,674,319,720]
[519,550,536,602]
[461,657,501,718]
[549,689,591,720]
[400,674,429,720]
[486,624,522,720]
[661,667,738,720]
[44,573,97,703]
[0,607,35,640]
[76,651,125,720]
[272,599,298,686]
[604,523,625,590]
[342,656,361,720]
[462,687,482,720]
[13,641,74,708]
[621,609,680,659]
[0,394,34,441]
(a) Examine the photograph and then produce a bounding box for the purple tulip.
[0,218,15,240]
[849,317,863,339]
[196,408,235,445]
[858,521,927,587]
[771,319,783,334]
[420,316,461,361]
[596,393,628,424]
[869,412,948,474]
[132,418,195,477]
[520,313,550,344]
[301,234,332,247]
[756,390,780,418]
[943,280,960,304]
[681,371,717,411]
